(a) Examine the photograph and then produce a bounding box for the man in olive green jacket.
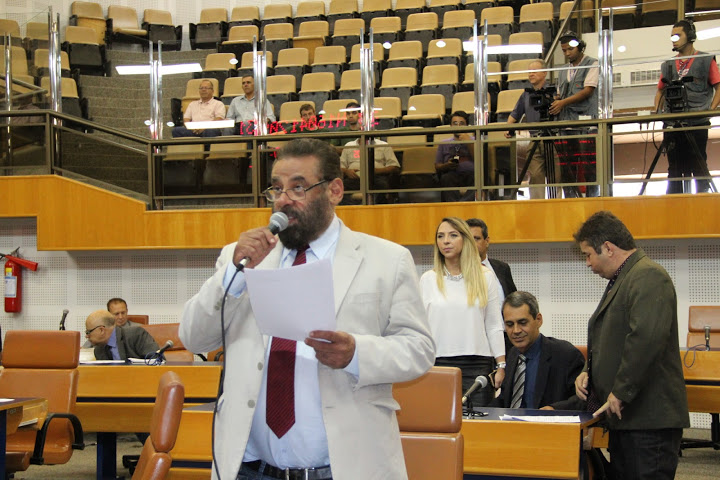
[573,211,689,480]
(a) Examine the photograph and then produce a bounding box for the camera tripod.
[511,127,583,199]
[639,120,717,195]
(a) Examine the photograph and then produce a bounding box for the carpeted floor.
[11,430,720,479]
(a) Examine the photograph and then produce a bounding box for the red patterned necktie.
[266,246,308,438]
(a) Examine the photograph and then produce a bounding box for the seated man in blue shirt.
[435,111,475,202]
[494,291,585,410]
[85,310,159,360]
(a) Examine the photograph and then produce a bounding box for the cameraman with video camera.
[654,19,720,194]
[505,59,559,199]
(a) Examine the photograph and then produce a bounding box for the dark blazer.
[488,258,517,299]
[94,325,159,360]
[587,249,689,430]
[495,335,586,410]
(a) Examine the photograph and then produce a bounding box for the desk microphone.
[59,309,69,331]
[237,212,290,271]
[462,375,489,405]
[705,325,711,350]
[156,340,174,356]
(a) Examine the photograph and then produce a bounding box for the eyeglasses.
[85,325,104,335]
[198,86,213,90]
[263,180,328,202]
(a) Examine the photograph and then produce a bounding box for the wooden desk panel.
[681,350,720,414]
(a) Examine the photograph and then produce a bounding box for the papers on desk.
[500,415,581,423]
[79,360,126,364]
[18,418,38,427]
[245,258,336,341]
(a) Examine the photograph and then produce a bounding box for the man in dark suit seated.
[494,291,585,410]
[85,310,159,360]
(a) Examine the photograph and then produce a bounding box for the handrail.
[544,0,581,64]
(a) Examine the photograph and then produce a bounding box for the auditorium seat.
[426,38,462,67]
[127,314,150,325]
[142,9,182,51]
[327,0,360,31]
[190,8,228,50]
[295,2,327,34]
[199,53,236,94]
[139,324,194,361]
[370,16,403,45]
[374,96,403,129]
[229,6,260,29]
[596,0,635,30]
[429,0,461,27]
[694,0,720,21]
[23,22,49,53]
[465,0,496,20]
[386,40,424,69]
[162,145,205,195]
[203,143,252,195]
[236,51,274,79]
[261,4,293,30]
[221,77,245,104]
[495,88,522,122]
[361,0,393,28]
[640,0,678,27]
[274,47,311,88]
[420,64,458,109]
[32,49,71,79]
[312,45,347,87]
[507,59,535,90]
[1,46,30,78]
[465,33,503,66]
[338,69,362,99]
[395,0,427,29]
[332,18,366,52]
[558,0,596,32]
[263,23,294,60]
[322,98,355,121]
[293,21,330,63]
[687,306,720,349]
[40,77,87,119]
[451,91,477,119]
[403,93,446,127]
[463,60,502,89]
[348,43,384,82]
[441,10,475,41]
[299,72,336,107]
[507,32,543,63]
[267,74,299,116]
[404,12,439,53]
[218,25,258,59]
[518,2,554,46]
[379,67,418,111]
[279,100,315,129]
[0,19,22,47]
[481,6,515,43]
[106,6,147,48]
[62,26,107,76]
[69,1,106,45]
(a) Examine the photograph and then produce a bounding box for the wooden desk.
[680,349,720,449]
[0,397,48,478]
[76,362,222,480]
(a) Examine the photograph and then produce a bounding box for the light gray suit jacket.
[179,222,435,480]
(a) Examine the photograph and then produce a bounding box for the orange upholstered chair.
[139,323,195,361]
[687,306,720,349]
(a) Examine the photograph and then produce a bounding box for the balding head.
[85,309,115,346]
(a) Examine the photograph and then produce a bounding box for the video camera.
[526,86,557,121]
[662,76,693,113]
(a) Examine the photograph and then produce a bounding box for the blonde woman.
[420,217,506,406]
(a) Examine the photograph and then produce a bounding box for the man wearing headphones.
[550,32,600,198]
[654,19,720,194]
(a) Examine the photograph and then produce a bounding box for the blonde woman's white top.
[419,267,505,358]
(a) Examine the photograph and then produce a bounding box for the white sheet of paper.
[245,258,336,341]
[499,414,581,423]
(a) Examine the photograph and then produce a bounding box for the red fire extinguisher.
[2,249,39,313]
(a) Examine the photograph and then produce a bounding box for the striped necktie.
[511,354,526,409]
[265,246,308,438]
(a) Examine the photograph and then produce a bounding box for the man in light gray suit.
[180,138,435,480]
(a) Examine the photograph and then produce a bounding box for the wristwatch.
[496,362,507,369]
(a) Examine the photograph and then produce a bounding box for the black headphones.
[559,31,586,52]
[676,19,697,42]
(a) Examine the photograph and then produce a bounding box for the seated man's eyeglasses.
[85,325,104,335]
[263,180,328,202]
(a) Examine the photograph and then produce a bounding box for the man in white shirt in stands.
[225,75,276,135]
[171,79,225,138]
[340,138,400,204]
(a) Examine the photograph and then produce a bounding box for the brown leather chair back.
[687,306,720,348]
[139,323,184,350]
[393,366,463,479]
[128,314,150,325]
[132,371,185,480]
[0,330,81,471]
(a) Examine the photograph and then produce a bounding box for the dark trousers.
[171,126,222,138]
[607,428,682,480]
[439,170,474,202]
[435,355,495,407]
[665,124,710,194]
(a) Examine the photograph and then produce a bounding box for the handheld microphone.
[237,212,290,270]
[156,340,174,356]
[59,309,69,331]
[705,325,711,350]
[462,375,489,405]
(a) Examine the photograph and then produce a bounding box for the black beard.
[275,192,333,250]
